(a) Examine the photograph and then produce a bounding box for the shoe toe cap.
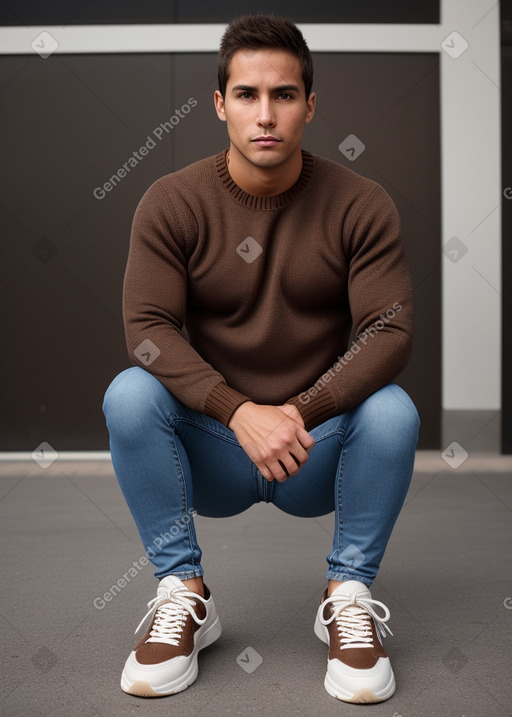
[122,650,189,690]
[326,655,395,702]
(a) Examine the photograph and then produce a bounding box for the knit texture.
[123,150,414,430]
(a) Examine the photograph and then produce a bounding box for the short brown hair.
[217,13,313,98]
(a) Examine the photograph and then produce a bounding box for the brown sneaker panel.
[134,597,207,665]
[324,603,388,669]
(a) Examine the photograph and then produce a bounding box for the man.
[103,13,420,705]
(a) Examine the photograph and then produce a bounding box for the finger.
[281,454,302,477]
[289,444,309,466]
[285,434,312,464]
[278,460,289,476]
[269,461,290,483]
[241,442,276,482]
[278,403,305,427]
[277,456,301,479]
[290,452,301,468]
[278,403,300,418]
[273,450,305,478]
[297,428,315,451]
[258,463,275,483]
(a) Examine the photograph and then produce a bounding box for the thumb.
[278,402,305,427]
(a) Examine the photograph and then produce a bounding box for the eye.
[239,92,253,100]
[276,93,293,100]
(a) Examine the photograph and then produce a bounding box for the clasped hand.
[228,402,315,483]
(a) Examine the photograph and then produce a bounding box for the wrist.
[228,400,254,429]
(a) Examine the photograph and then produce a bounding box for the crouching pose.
[103,13,419,705]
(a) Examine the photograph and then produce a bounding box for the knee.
[102,367,168,438]
[356,384,420,445]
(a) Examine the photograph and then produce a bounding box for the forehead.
[226,48,304,90]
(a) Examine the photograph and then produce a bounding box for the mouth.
[251,136,282,147]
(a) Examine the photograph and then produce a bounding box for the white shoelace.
[134,586,208,645]
[319,593,393,650]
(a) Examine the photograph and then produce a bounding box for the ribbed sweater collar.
[214,149,314,210]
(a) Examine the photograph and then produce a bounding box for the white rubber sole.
[121,614,222,697]
[314,613,395,704]
[323,668,395,704]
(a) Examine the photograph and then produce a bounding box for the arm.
[286,185,414,430]
[123,180,250,425]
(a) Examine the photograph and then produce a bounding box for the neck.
[226,146,303,197]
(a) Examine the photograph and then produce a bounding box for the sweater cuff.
[204,383,252,427]
[287,389,338,431]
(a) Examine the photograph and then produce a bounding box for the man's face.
[214,48,315,170]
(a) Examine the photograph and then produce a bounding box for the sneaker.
[121,575,221,697]
[314,580,395,703]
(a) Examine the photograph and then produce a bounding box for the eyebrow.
[230,84,301,94]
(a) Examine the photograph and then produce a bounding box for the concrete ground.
[1,453,511,717]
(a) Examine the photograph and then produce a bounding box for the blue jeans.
[103,367,420,586]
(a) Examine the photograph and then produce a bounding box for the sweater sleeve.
[286,185,414,431]
[123,180,251,426]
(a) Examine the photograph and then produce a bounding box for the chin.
[248,150,287,168]
[253,157,284,169]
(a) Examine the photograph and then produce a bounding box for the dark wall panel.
[0,1,440,26]
[0,52,440,450]
[0,54,175,450]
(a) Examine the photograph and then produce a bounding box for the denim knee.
[103,367,168,441]
[353,383,420,447]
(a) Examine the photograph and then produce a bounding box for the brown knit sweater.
[123,149,413,431]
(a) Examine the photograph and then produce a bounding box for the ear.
[305,92,316,124]
[214,90,227,122]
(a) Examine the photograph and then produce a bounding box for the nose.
[257,97,275,128]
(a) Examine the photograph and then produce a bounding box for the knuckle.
[249,447,263,463]
[261,448,274,462]
[280,430,294,445]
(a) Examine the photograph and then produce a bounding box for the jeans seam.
[169,427,199,570]
[311,426,347,443]
[168,414,240,447]
[256,463,273,502]
[335,434,345,558]
[326,571,372,587]
[323,424,346,574]
[160,569,204,580]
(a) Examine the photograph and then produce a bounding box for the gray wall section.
[0,52,440,450]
